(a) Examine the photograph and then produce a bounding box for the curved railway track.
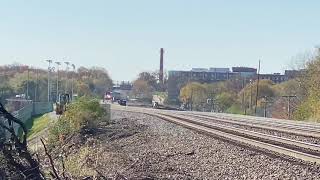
[186,112,320,136]
[113,106,320,164]
[175,113,320,139]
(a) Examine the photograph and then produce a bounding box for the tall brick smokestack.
[159,48,164,84]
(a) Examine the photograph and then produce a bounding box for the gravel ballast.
[179,112,320,145]
[91,110,320,179]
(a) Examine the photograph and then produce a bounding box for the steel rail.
[114,106,320,164]
[155,113,320,164]
[216,115,320,130]
[160,113,320,152]
[181,113,320,138]
[114,106,320,136]
[194,112,320,129]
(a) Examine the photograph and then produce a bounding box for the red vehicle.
[104,91,113,103]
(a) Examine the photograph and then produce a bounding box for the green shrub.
[294,100,312,121]
[226,104,243,114]
[48,97,106,146]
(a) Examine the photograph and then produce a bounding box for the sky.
[1,0,320,82]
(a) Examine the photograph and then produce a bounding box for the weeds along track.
[113,106,320,164]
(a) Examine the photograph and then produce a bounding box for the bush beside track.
[48,97,106,148]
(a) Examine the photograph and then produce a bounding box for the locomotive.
[104,91,127,106]
[104,91,113,103]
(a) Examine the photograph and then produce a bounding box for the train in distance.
[103,91,127,106]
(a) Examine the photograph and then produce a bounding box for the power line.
[26,67,29,100]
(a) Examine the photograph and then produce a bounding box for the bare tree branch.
[40,138,61,180]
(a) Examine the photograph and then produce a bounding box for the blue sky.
[0,1,319,81]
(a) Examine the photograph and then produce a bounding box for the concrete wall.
[33,102,54,115]
[6,102,53,134]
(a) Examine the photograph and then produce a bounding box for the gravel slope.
[89,110,320,179]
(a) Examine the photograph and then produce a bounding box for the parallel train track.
[114,106,320,164]
[174,112,320,138]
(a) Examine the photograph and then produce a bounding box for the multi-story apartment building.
[167,67,299,102]
[259,73,287,84]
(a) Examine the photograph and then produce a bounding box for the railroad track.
[189,112,320,133]
[174,112,320,138]
[113,106,320,164]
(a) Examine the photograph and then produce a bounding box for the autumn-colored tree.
[0,64,113,103]
[180,82,207,111]
[132,79,152,100]
[238,79,276,112]
[271,80,302,119]
[0,76,13,103]
[292,53,320,121]
[137,72,159,91]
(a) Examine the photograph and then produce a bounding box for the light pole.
[242,77,246,114]
[26,66,29,100]
[64,62,70,93]
[250,79,253,111]
[71,64,75,101]
[55,62,61,101]
[35,69,39,102]
[46,60,53,102]
[254,60,261,115]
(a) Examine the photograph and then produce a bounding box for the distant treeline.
[0,64,113,105]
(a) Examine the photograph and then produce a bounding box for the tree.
[0,76,13,103]
[238,79,276,111]
[292,52,320,121]
[271,80,302,119]
[180,82,207,111]
[215,92,235,112]
[8,71,48,102]
[137,71,159,91]
[0,64,113,103]
[132,79,152,100]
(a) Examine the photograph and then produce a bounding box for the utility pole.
[55,62,61,101]
[250,79,253,111]
[282,95,296,119]
[207,93,215,112]
[159,48,164,86]
[26,67,29,100]
[46,60,53,102]
[254,60,261,115]
[242,77,246,114]
[35,69,39,102]
[71,64,76,101]
[262,101,267,117]
[190,89,194,111]
[261,96,272,117]
[64,62,70,93]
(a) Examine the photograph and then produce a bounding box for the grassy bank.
[28,114,51,139]
[19,114,51,140]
